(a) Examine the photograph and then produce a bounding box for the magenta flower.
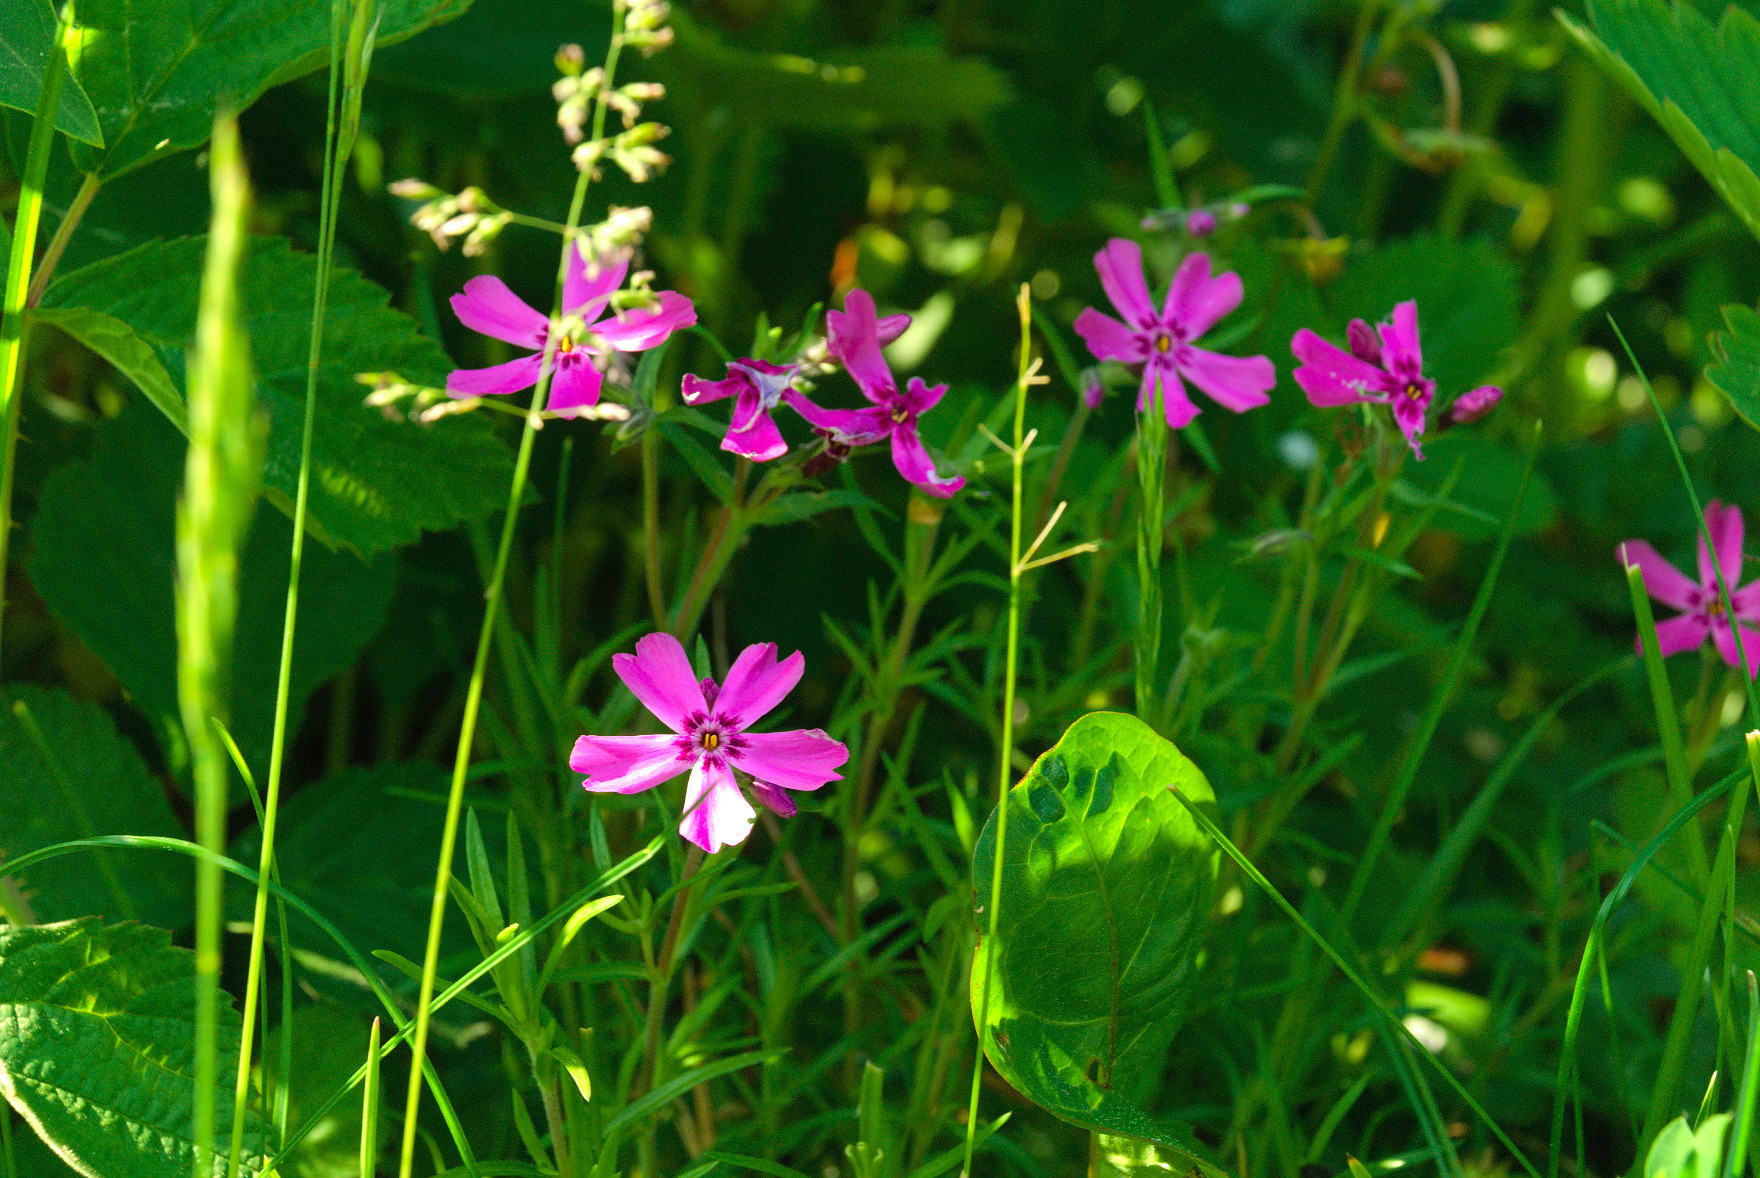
[1291,302,1436,457]
[1620,500,1760,677]
[1072,240,1274,429]
[446,246,696,416]
[682,360,801,462]
[570,633,849,853]
[1448,385,1503,425]
[789,288,965,498]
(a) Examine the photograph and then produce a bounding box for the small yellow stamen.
[892,408,909,423]
[1711,600,1727,619]
[1405,383,1422,400]
[1155,335,1172,353]
[702,732,720,750]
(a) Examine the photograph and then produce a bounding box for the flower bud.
[1184,209,1218,237]
[1447,385,1503,424]
[1077,366,1105,409]
[555,43,585,76]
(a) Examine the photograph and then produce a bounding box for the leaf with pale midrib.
[0,0,102,146]
[971,711,1224,1174]
[42,235,515,557]
[0,919,268,1178]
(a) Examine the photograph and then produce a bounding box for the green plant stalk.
[1302,0,1379,204]
[229,1,355,1171]
[0,3,73,665]
[396,18,629,1175]
[961,285,1034,1178]
[1135,376,1167,723]
[1727,971,1760,1178]
[181,113,260,1178]
[361,1017,382,1178]
[1625,563,1712,889]
[643,430,667,628]
[636,845,705,1175]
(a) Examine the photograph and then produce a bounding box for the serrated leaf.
[970,711,1223,1173]
[67,0,472,181]
[0,0,102,146]
[27,402,396,776]
[0,918,269,1178]
[0,685,190,927]
[1708,304,1760,432]
[43,236,514,555]
[31,304,186,429]
[1563,0,1760,240]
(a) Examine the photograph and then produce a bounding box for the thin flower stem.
[637,845,705,1169]
[24,172,100,309]
[1303,0,1379,205]
[962,285,1035,1178]
[643,431,667,628]
[395,13,629,1176]
[230,2,353,1170]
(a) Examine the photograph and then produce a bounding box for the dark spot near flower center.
[702,732,720,750]
[1155,335,1172,353]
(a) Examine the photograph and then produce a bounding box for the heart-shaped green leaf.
[971,711,1224,1174]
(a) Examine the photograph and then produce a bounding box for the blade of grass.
[361,1017,382,1178]
[1725,973,1760,1178]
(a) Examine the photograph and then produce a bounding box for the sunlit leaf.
[0,0,102,146]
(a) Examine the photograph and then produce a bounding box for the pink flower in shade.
[1291,302,1435,457]
[1448,384,1503,425]
[446,246,696,416]
[789,288,965,498]
[1072,239,1274,429]
[682,360,802,462]
[570,634,849,853]
[1620,501,1760,677]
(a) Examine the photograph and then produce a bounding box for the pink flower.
[570,633,849,853]
[1072,239,1275,429]
[1291,301,1434,457]
[1620,500,1760,677]
[1448,384,1503,425]
[446,246,696,416]
[682,359,801,462]
[790,289,965,498]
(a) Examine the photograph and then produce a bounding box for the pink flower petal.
[1391,392,1428,459]
[680,759,755,854]
[1176,346,1273,414]
[1699,500,1746,592]
[1163,252,1242,340]
[734,728,849,789]
[682,372,746,406]
[748,778,798,818]
[827,289,898,405]
[1648,612,1710,658]
[593,291,697,353]
[451,276,548,349]
[903,377,947,414]
[783,392,893,445]
[717,643,804,728]
[1138,362,1199,429]
[571,733,687,794]
[1713,617,1760,678]
[1378,301,1423,374]
[564,248,630,322]
[1618,540,1703,612]
[1732,578,1760,621]
[547,357,603,414]
[1290,329,1390,408]
[1074,307,1147,365]
[447,354,544,398]
[721,406,788,461]
[613,633,707,732]
[891,423,964,497]
[1346,319,1382,365]
[876,312,911,346]
[1094,238,1157,329]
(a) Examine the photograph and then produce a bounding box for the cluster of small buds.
[621,0,673,54]
[1140,201,1251,238]
[359,371,477,423]
[389,181,512,256]
[579,205,653,259]
[793,336,840,379]
[576,120,671,182]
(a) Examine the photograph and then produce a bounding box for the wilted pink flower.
[571,633,849,853]
[683,359,803,462]
[1448,384,1503,425]
[790,289,965,497]
[1073,240,1274,429]
[1620,500,1760,677]
[446,246,696,415]
[1291,301,1434,457]
[1078,366,1105,410]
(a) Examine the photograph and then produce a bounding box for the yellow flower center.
[702,732,720,750]
[1155,335,1172,353]
[1404,383,1423,400]
[892,408,909,424]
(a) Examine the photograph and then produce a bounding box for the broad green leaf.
[0,918,269,1178]
[0,0,102,146]
[0,685,190,927]
[27,402,397,777]
[43,235,515,555]
[1562,1,1760,240]
[1707,304,1760,432]
[970,711,1223,1173]
[229,762,481,964]
[1329,234,1519,401]
[31,304,186,430]
[68,0,472,181]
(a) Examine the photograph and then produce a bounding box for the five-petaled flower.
[1620,500,1760,677]
[1291,302,1447,458]
[789,288,965,497]
[1073,239,1275,429]
[571,633,849,853]
[447,244,696,415]
[682,359,802,462]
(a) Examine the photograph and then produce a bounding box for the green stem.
[962,286,1034,1178]
[25,172,100,309]
[1303,0,1379,205]
[395,18,629,1176]
[229,2,353,1171]
[1135,381,1167,723]
[643,430,667,628]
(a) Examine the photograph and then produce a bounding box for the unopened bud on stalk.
[623,0,674,54]
[555,43,585,75]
